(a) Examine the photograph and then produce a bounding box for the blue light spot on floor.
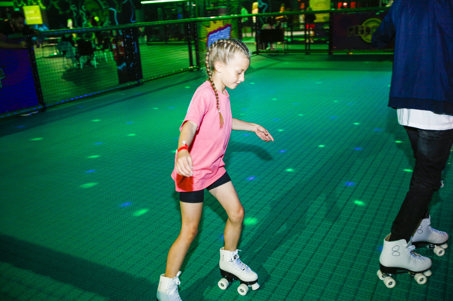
[279,150,287,153]
[354,147,363,151]
[85,169,96,173]
[94,142,103,145]
[345,182,356,187]
[330,116,338,120]
[126,121,134,124]
[373,128,383,132]
[120,202,132,207]
[246,176,256,181]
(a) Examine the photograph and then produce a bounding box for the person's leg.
[157,199,203,300]
[209,179,259,287]
[390,127,453,242]
[209,181,244,251]
[164,201,204,277]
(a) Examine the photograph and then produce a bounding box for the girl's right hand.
[175,150,193,177]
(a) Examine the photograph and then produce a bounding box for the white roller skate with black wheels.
[157,271,183,301]
[218,248,260,296]
[412,216,449,256]
[377,235,432,288]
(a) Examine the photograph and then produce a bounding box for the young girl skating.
[157,39,274,300]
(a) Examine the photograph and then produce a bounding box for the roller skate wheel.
[383,276,396,288]
[423,270,432,277]
[440,243,448,249]
[237,283,249,296]
[414,273,427,285]
[433,245,445,256]
[251,282,260,291]
[218,278,229,290]
[377,270,385,280]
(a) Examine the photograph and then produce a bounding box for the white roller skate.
[156,271,183,301]
[218,248,260,296]
[377,235,432,288]
[412,216,449,256]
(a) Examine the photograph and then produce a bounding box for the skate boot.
[377,235,432,288]
[412,216,449,256]
[218,248,259,296]
[156,271,182,301]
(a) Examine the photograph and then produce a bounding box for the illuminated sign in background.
[332,12,385,50]
[23,5,43,25]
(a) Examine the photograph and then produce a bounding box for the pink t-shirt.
[171,81,232,192]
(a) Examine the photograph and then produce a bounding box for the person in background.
[372,0,452,287]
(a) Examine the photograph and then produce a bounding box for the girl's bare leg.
[164,201,203,278]
[209,181,244,250]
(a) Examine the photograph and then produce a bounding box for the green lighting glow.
[128,133,136,137]
[333,100,339,103]
[298,113,304,116]
[80,182,98,189]
[395,140,403,144]
[87,155,100,159]
[30,137,43,141]
[244,217,258,225]
[184,86,190,89]
[91,119,101,122]
[354,200,366,206]
[278,129,285,132]
[153,107,159,110]
[272,97,278,101]
[318,145,325,148]
[133,209,149,217]
[403,169,413,173]
[285,168,295,172]
[353,122,360,125]
[250,82,255,85]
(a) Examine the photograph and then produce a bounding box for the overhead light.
[141,0,186,4]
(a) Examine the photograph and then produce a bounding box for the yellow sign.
[23,6,43,25]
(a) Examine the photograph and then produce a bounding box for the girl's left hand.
[255,125,274,142]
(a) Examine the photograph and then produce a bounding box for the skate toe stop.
[251,283,260,290]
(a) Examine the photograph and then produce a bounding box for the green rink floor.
[0,53,452,301]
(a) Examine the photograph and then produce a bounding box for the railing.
[0,7,390,118]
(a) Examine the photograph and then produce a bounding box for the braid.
[205,39,250,128]
[205,45,223,128]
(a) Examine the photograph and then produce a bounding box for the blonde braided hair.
[205,39,250,128]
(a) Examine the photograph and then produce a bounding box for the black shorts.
[180,172,231,203]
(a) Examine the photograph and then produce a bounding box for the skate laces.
[173,271,182,286]
[407,244,424,259]
[232,250,250,271]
